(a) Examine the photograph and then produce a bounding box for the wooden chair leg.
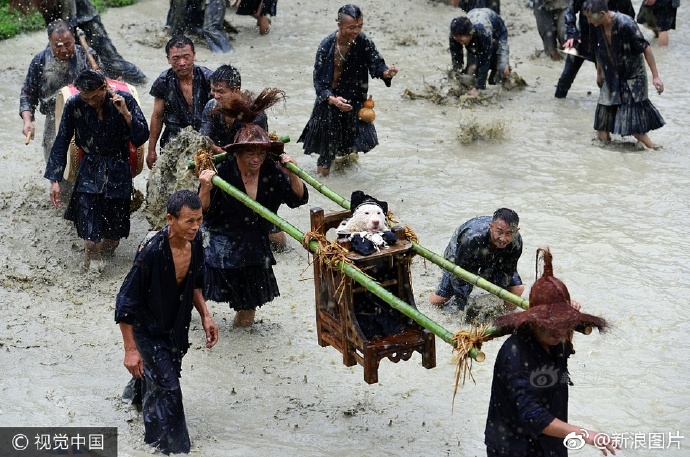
[422,333,436,369]
[363,345,379,384]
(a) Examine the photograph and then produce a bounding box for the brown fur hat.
[494,248,608,334]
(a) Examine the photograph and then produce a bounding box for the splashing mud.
[144,128,213,229]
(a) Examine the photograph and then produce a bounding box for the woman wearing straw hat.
[198,89,309,327]
[485,248,619,456]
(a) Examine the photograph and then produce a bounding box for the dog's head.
[342,203,389,233]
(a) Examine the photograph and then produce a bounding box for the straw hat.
[494,248,608,334]
[221,123,284,154]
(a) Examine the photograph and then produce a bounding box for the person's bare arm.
[192,289,218,348]
[119,322,144,378]
[643,46,663,94]
[542,419,619,456]
[279,154,305,199]
[147,98,165,168]
[198,169,216,212]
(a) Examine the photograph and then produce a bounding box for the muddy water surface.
[0,0,688,455]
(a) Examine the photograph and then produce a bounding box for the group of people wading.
[17,1,652,455]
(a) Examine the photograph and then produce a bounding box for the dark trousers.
[555,54,585,98]
[136,335,190,455]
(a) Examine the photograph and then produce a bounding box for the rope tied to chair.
[302,230,378,307]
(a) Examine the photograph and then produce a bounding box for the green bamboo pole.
[284,170,597,336]
[409,244,530,310]
[273,166,600,335]
[206,173,487,360]
[281,163,530,310]
[188,153,527,310]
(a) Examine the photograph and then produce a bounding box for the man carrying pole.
[429,208,525,312]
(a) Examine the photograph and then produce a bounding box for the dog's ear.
[350,190,367,210]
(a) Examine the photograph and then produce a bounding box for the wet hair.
[165,35,195,56]
[209,64,242,89]
[47,19,72,38]
[450,17,473,36]
[337,4,362,22]
[167,190,202,218]
[74,70,106,92]
[583,0,609,14]
[212,87,285,124]
[492,208,519,229]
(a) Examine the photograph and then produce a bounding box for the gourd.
[358,95,376,123]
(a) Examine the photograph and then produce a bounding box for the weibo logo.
[529,365,559,388]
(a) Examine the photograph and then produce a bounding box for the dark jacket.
[564,0,635,58]
[149,65,213,147]
[202,158,308,269]
[485,331,574,456]
[44,90,149,200]
[115,226,205,368]
[312,31,391,105]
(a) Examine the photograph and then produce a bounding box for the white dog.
[337,203,389,234]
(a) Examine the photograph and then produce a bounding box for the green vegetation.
[0,0,44,40]
[0,0,137,41]
[101,0,137,7]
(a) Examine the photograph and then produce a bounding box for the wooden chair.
[310,207,436,384]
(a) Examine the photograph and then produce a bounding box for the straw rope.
[194,148,217,175]
[450,324,493,408]
[301,230,378,305]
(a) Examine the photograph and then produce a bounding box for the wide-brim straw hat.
[494,248,608,335]
[221,123,284,154]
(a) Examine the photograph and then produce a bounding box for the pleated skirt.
[204,264,280,310]
[594,88,665,136]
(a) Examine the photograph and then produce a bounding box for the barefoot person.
[236,0,277,35]
[298,4,398,177]
[486,248,619,456]
[429,208,524,311]
[44,70,149,269]
[115,190,219,455]
[584,0,665,149]
[198,90,309,327]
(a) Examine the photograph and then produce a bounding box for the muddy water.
[0,0,688,455]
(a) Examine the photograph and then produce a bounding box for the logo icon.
[563,430,587,450]
[529,364,559,388]
[12,434,29,451]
